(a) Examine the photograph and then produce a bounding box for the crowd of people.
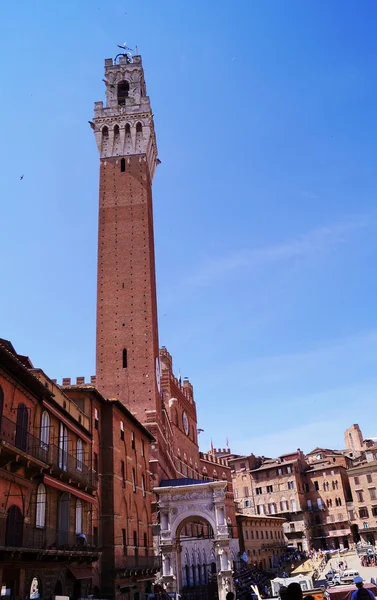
[233,563,271,599]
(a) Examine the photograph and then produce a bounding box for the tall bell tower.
[93,53,162,426]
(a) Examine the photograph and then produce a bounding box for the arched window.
[36,483,46,528]
[6,505,23,546]
[125,123,131,135]
[136,122,142,133]
[76,438,83,471]
[121,158,126,172]
[16,403,28,451]
[185,565,190,587]
[40,411,50,450]
[117,81,129,105]
[75,498,82,534]
[114,124,120,136]
[102,126,108,137]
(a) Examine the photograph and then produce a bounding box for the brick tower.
[93,53,161,421]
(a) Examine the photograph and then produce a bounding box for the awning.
[43,475,96,504]
[69,567,93,580]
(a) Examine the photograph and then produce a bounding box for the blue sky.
[1,0,377,457]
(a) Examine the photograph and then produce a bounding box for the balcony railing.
[118,548,161,573]
[0,415,49,464]
[261,542,286,550]
[0,523,99,553]
[49,443,98,489]
[303,505,326,512]
[0,415,97,490]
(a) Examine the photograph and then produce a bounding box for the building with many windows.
[0,340,100,600]
[236,514,286,571]
[0,339,158,600]
[347,446,377,545]
[230,447,358,552]
[230,451,309,551]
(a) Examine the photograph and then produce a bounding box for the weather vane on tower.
[115,42,134,64]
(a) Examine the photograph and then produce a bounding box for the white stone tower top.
[92,54,158,178]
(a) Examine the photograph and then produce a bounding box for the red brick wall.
[100,401,153,595]
[96,156,161,423]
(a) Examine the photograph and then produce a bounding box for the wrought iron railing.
[0,415,49,463]
[120,554,161,571]
[0,523,99,552]
[0,415,97,489]
[48,442,98,489]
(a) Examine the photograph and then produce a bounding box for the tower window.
[136,122,142,133]
[102,126,108,137]
[125,123,131,134]
[114,124,120,136]
[122,348,128,368]
[121,158,126,172]
[118,81,129,105]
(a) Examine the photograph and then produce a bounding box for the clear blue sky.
[1,0,377,457]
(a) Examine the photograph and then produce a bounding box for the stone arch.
[172,510,216,540]
[156,481,234,600]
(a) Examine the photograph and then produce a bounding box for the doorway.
[58,493,70,547]
[5,505,23,547]
[15,403,28,451]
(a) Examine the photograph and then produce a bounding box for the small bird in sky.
[20,175,24,180]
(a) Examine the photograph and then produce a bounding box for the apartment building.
[347,447,377,545]
[0,339,159,600]
[304,448,353,550]
[0,340,100,600]
[230,451,309,551]
[236,514,286,571]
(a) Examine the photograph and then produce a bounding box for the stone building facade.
[236,514,286,571]
[0,340,100,600]
[61,383,158,599]
[347,447,377,545]
[230,447,359,552]
[230,451,309,551]
[304,449,353,550]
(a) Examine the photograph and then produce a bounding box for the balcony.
[261,542,286,550]
[49,443,98,491]
[303,505,326,512]
[285,531,304,539]
[0,524,100,562]
[0,415,49,467]
[117,553,162,576]
[0,417,97,490]
[312,529,350,539]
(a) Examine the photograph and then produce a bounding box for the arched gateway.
[154,480,235,600]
